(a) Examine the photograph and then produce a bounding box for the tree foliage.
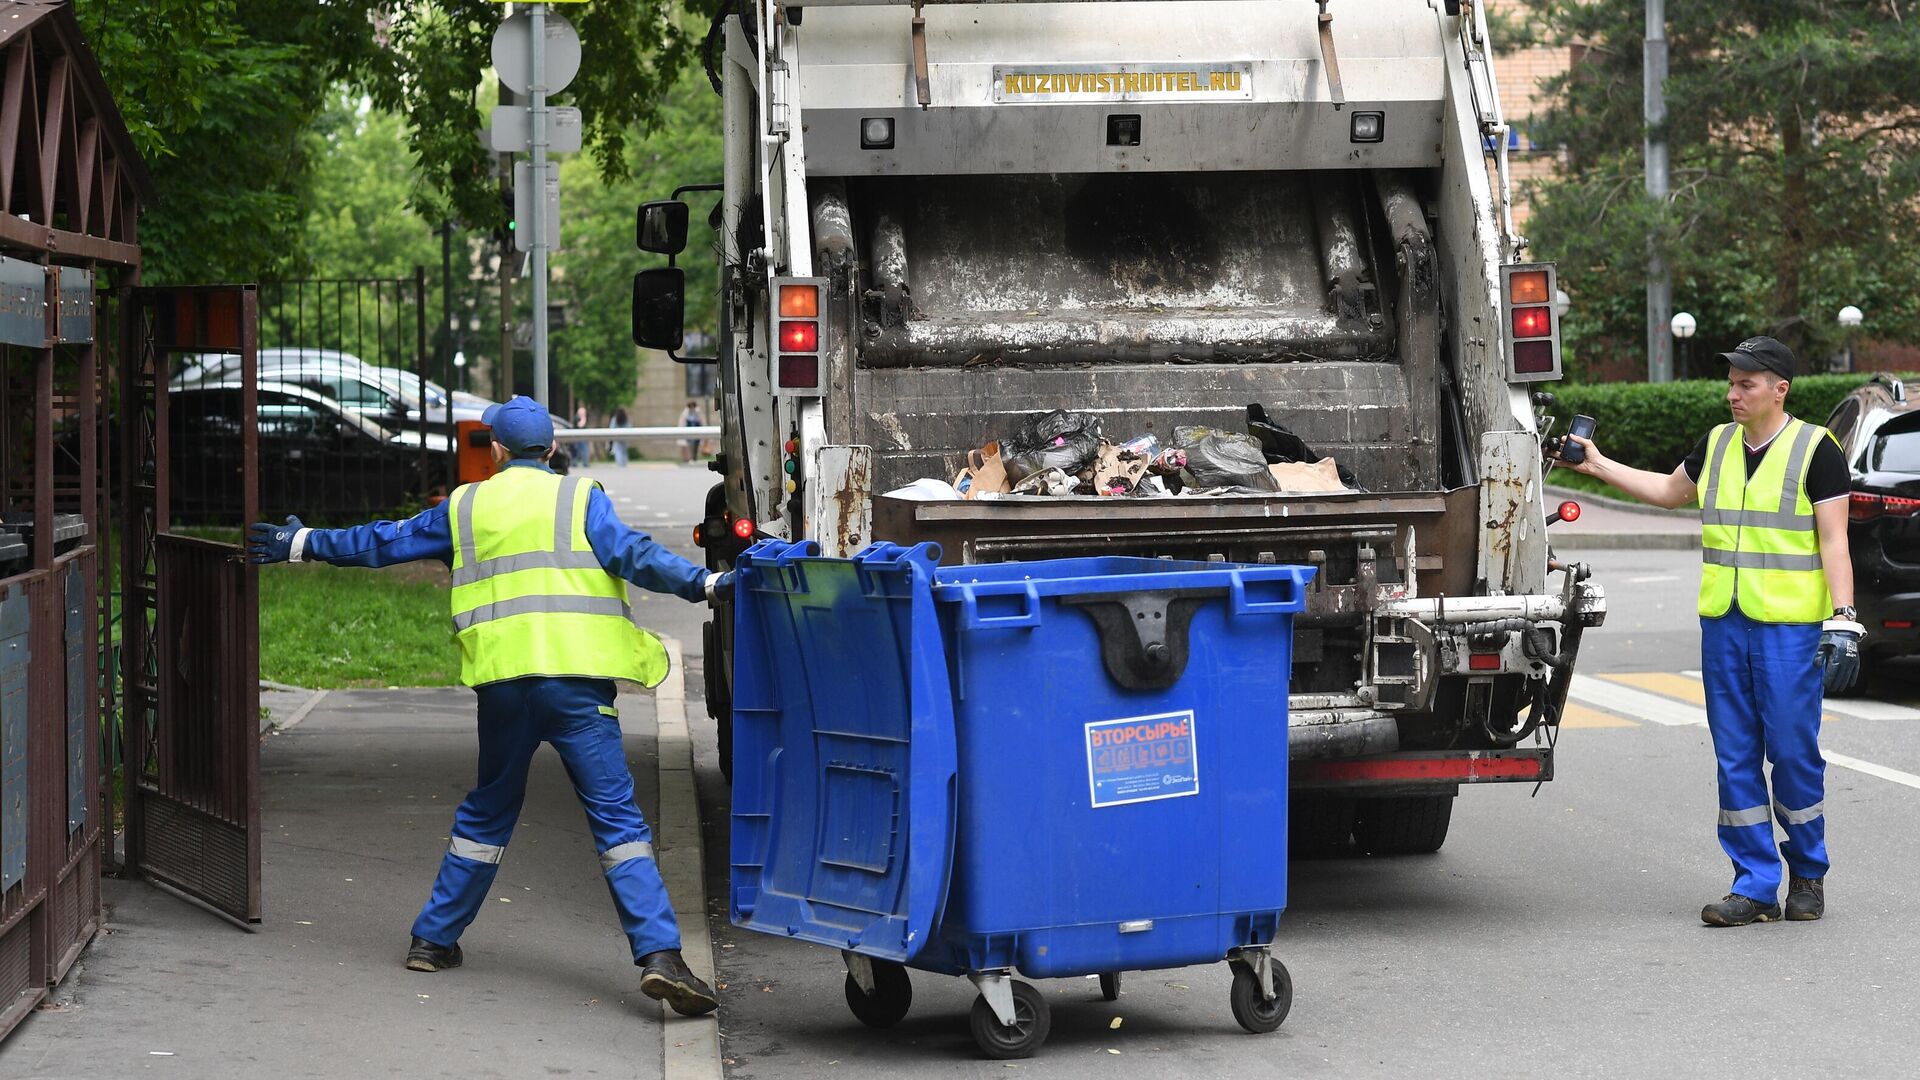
[1515,0,1920,376]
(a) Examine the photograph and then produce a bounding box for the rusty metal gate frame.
[120,285,262,924]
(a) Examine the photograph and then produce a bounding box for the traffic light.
[1501,262,1562,382]
[500,188,516,239]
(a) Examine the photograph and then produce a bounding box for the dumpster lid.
[727,539,959,963]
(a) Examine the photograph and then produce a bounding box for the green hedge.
[1545,374,1879,474]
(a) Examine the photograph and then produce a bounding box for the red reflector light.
[779,284,819,318]
[778,353,819,388]
[1508,269,1550,304]
[1468,652,1502,671]
[784,437,800,454]
[1850,492,1880,521]
[779,320,818,352]
[1512,306,1553,339]
[731,517,754,540]
[1886,494,1920,516]
[1559,500,1582,523]
[1299,754,1546,784]
[1885,620,1914,630]
[1513,339,1555,373]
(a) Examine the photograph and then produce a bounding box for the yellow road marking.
[1600,670,1839,723]
[1559,702,1638,729]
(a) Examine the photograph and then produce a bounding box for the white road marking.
[1822,698,1920,721]
[1568,674,1705,727]
[1626,575,1682,584]
[1824,751,1920,792]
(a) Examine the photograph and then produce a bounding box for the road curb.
[274,687,329,732]
[1544,483,1698,518]
[653,637,724,1080]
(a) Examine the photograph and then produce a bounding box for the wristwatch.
[1833,605,1858,621]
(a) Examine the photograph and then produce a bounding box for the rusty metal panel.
[62,559,83,834]
[0,255,46,348]
[0,583,25,892]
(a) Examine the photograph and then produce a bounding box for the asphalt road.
[588,470,1920,1079]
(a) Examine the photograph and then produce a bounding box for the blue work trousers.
[411,676,682,961]
[1700,607,1830,903]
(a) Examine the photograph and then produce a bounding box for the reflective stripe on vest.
[447,468,670,688]
[1696,417,1831,624]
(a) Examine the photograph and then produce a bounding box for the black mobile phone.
[1560,414,1597,464]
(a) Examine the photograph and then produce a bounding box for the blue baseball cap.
[481,395,556,452]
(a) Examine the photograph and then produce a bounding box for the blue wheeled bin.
[728,539,1313,1059]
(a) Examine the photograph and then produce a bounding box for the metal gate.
[121,285,261,923]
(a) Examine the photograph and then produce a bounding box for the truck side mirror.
[633,268,686,351]
[637,201,689,255]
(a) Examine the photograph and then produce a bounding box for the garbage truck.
[631,0,1607,855]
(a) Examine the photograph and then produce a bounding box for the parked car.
[1823,373,1920,690]
[169,380,450,523]
[175,348,468,427]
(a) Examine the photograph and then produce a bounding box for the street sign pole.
[529,2,551,407]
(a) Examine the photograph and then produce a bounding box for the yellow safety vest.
[446,467,670,688]
[1696,417,1832,623]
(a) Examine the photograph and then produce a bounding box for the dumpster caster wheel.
[1098,972,1121,1001]
[843,960,913,1029]
[1229,959,1293,1034]
[970,981,1050,1059]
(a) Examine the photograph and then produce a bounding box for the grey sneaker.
[639,949,720,1016]
[1786,876,1825,921]
[1701,893,1783,927]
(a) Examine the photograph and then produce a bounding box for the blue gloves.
[247,515,305,564]
[1817,617,1865,694]
[704,570,735,603]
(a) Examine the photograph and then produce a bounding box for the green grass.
[259,562,461,688]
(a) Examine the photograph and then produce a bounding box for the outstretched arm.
[250,502,453,568]
[582,486,711,602]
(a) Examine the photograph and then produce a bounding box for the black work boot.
[1786,876,1826,921]
[639,949,720,1016]
[405,936,464,972]
[1700,893,1783,927]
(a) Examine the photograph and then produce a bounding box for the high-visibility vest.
[446,467,669,688]
[1696,417,1832,623]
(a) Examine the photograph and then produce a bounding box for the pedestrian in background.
[680,401,703,465]
[246,396,732,1015]
[573,402,591,467]
[1555,336,1859,926]
[610,405,630,467]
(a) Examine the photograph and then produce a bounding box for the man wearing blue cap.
[248,395,728,1016]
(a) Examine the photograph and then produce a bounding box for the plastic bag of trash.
[1173,426,1279,492]
[1247,403,1358,487]
[1011,467,1077,496]
[1002,409,1102,484]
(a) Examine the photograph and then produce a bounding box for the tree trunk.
[1773,108,1809,354]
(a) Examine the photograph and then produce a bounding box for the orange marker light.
[1508,270,1550,305]
[779,284,819,318]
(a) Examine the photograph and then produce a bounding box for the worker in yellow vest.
[248,396,728,1016]
[1555,337,1859,927]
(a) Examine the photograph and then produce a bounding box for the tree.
[1515,1,1920,375]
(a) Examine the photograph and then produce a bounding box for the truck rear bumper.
[1291,748,1552,793]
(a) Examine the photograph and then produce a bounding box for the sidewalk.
[1544,484,1699,550]
[5,683,709,1080]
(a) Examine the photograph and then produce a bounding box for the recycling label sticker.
[1085,710,1199,809]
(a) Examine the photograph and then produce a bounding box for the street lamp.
[1839,305,1864,372]
[453,349,467,392]
[1670,311,1696,376]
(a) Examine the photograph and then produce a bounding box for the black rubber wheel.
[843,960,913,1029]
[1289,796,1357,858]
[703,617,735,785]
[1352,793,1454,855]
[1228,959,1293,1034]
[969,981,1051,1060]
[1098,972,1121,1001]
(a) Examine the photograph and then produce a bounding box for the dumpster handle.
[954,581,1044,630]
[1229,567,1311,615]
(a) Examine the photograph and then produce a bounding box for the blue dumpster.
[728,540,1313,1058]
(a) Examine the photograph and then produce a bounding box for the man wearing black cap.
[245,395,729,1015]
[1556,336,1859,927]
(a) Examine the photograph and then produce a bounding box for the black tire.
[843,960,913,1029]
[1352,794,1454,855]
[1229,959,1293,1034]
[1289,796,1356,858]
[969,981,1051,1060]
[1098,972,1121,1001]
[702,618,736,785]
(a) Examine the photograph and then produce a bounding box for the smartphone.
[1559,414,1597,465]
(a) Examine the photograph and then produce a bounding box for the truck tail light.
[771,277,826,395]
[1502,262,1562,382]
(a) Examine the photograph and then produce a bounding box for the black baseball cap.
[1718,336,1796,380]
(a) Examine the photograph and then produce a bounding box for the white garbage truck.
[633,0,1607,854]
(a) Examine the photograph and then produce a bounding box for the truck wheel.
[970,981,1050,1059]
[1228,958,1293,1034]
[1289,796,1356,858]
[703,619,735,784]
[1353,794,1454,855]
[844,959,913,1028]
